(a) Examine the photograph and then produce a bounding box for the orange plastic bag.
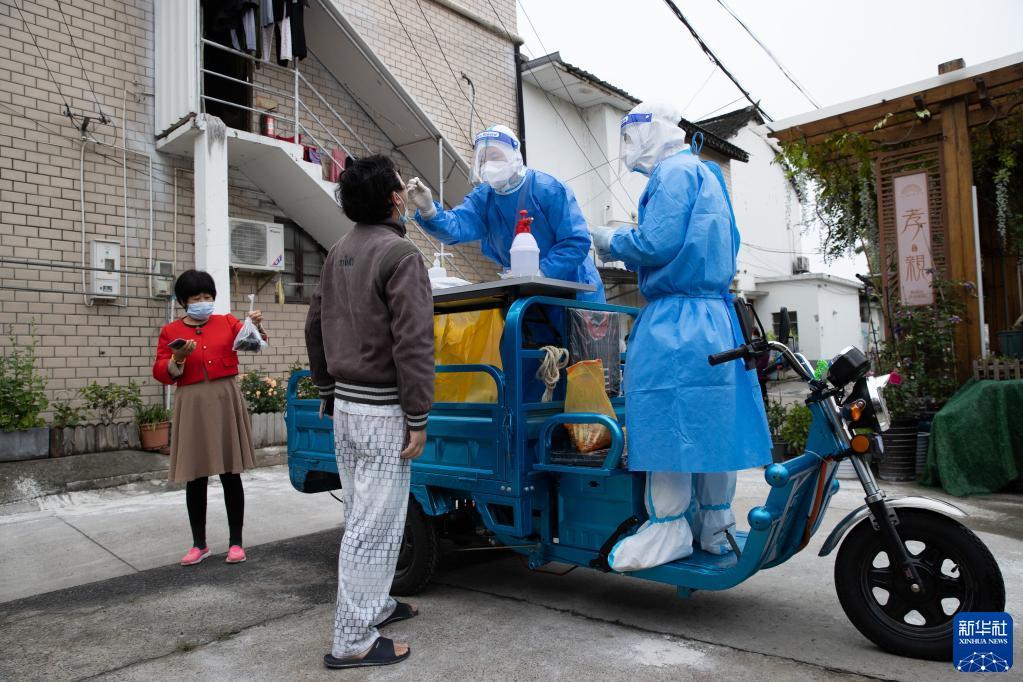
[564,360,618,452]
[434,310,504,403]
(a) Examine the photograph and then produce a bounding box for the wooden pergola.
[767,53,1023,382]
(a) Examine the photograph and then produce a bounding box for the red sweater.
[153,314,249,387]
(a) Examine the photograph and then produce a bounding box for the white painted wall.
[522,83,646,228]
[754,277,862,362]
[729,126,805,284]
[753,280,819,358]
[817,283,865,360]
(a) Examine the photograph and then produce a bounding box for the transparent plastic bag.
[569,310,622,395]
[564,360,618,453]
[233,294,267,353]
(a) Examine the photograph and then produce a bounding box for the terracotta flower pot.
[139,421,171,452]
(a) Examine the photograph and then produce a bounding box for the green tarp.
[919,379,1023,496]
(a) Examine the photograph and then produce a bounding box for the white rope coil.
[536,346,570,402]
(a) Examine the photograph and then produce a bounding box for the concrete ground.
[1,464,1020,680]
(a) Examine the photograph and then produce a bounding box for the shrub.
[289,361,318,400]
[80,381,142,426]
[52,398,87,428]
[765,398,787,439]
[135,403,172,425]
[240,370,285,414]
[879,275,967,420]
[0,332,48,431]
[780,403,813,454]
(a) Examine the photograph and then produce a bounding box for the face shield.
[472,126,525,194]
[619,103,688,176]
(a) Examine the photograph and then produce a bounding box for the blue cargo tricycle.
[287,278,1004,661]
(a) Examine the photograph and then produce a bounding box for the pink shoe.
[226,545,247,564]
[181,547,211,566]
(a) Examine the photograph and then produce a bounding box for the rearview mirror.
[779,307,790,346]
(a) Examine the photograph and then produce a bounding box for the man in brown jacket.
[305,154,434,670]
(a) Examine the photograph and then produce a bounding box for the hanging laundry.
[260,0,275,62]
[240,6,257,53]
[219,1,258,53]
[290,0,309,61]
[271,0,293,65]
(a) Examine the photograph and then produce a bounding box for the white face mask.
[481,161,524,194]
[395,196,410,224]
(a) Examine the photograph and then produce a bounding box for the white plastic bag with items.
[233,294,267,353]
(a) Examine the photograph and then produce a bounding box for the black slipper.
[323,637,410,669]
[377,601,418,628]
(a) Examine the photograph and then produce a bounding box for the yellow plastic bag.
[434,310,504,403]
[564,360,618,452]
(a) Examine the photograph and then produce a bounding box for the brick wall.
[0,0,517,418]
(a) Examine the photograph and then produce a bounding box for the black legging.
[185,473,244,549]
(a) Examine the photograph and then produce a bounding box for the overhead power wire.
[515,0,637,207]
[56,0,110,123]
[682,64,718,116]
[696,96,745,122]
[385,0,470,145]
[485,0,636,217]
[660,0,772,122]
[412,0,486,131]
[713,0,819,109]
[12,0,78,127]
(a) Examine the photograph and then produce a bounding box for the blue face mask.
[187,301,215,321]
[397,197,410,225]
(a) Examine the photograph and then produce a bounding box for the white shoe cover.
[695,471,737,555]
[608,472,694,572]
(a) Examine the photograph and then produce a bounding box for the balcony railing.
[198,38,482,282]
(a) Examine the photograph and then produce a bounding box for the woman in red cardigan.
[153,270,267,566]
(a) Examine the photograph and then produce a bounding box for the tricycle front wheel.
[834,508,1004,661]
[390,497,440,596]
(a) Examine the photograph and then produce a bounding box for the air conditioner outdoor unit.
[792,256,810,274]
[229,219,285,271]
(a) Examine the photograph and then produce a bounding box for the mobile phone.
[168,338,187,351]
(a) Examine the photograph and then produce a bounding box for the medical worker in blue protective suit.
[589,102,771,572]
[405,125,604,302]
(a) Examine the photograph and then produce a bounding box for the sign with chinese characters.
[893,173,934,305]
[954,612,1013,673]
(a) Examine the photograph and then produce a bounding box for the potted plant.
[780,403,812,458]
[877,275,967,481]
[136,403,172,452]
[79,380,143,452]
[765,398,788,462]
[0,332,49,461]
[49,397,88,457]
[240,370,287,448]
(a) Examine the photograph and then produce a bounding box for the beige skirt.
[168,377,256,483]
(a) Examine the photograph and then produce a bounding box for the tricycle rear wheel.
[391,497,440,596]
[834,508,1004,661]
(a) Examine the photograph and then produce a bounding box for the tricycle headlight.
[866,375,892,432]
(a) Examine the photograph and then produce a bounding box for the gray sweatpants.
[331,400,411,658]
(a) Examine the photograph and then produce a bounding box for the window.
[281,222,326,304]
[772,310,799,343]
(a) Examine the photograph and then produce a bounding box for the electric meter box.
[90,239,120,300]
[152,260,174,298]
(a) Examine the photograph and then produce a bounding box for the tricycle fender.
[818,496,967,557]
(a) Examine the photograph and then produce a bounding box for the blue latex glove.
[589,225,617,261]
